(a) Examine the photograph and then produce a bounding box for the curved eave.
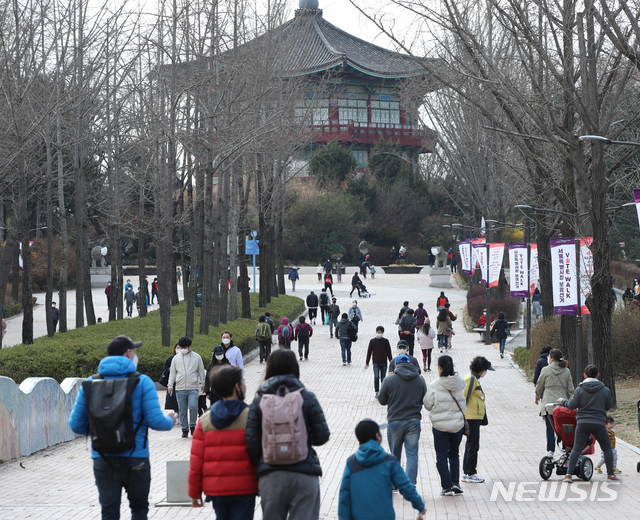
[284,59,427,79]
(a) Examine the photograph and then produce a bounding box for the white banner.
[474,243,488,285]
[489,243,504,288]
[459,240,471,274]
[551,238,578,315]
[530,243,539,296]
[509,244,528,297]
[471,238,485,275]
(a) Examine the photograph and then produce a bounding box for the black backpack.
[83,372,145,456]
[298,324,310,340]
[347,324,358,342]
[319,293,329,306]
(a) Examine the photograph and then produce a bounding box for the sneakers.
[439,488,454,496]
[427,368,431,371]
[607,474,622,481]
[547,451,554,458]
[181,429,188,438]
[562,475,572,483]
[451,483,464,494]
[300,357,304,361]
[423,363,427,372]
[500,354,504,358]
[190,426,195,436]
[343,362,346,366]
[615,468,621,473]
[595,466,602,473]
[375,392,379,398]
[465,474,485,483]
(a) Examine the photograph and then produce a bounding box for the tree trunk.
[56,110,69,333]
[138,183,148,318]
[45,134,55,337]
[0,237,18,348]
[20,155,33,345]
[11,247,19,304]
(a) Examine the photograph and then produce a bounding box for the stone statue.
[91,246,107,268]
[431,246,448,268]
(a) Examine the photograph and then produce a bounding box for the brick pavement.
[1,269,639,519]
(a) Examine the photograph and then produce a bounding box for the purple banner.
[508,244,528,297]
[551,237,578,315]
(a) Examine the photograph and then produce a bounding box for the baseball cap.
[213,345,225,356]
[395,354,411,364]
[397,340,409,349]
[107,335,142,356]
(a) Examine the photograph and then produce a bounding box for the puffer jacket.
[245,374,330,478]
[423,373,466,433]
[560,378,612,425]
[69,355,174,459]
[535,361,574,416]
[188,400,258,499]
[463,372,485,420]
[336,317,357,339]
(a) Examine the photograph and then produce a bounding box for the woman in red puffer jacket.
[189,366,258,520]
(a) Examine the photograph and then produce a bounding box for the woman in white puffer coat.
[424,354,466,497]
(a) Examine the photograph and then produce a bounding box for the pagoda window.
[371,99,400,125]
[338,97,368,123]
[294,96,329,125]
[352,149,368,168]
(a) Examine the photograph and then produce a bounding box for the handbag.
[481,411,489,426]
[324,313,330,325]
[159,367,170,387]
[505,326,511,335]
[448,390,470,436]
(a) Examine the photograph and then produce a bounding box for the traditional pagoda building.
[267,0,438,173]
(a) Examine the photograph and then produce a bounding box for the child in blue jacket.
[339,419,426,520]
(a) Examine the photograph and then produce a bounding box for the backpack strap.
[465,375,476,404]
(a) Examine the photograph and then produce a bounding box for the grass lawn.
[611,377,640,448]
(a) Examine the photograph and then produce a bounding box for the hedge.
[0,293,305,384]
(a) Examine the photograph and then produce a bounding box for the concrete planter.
[381,265,424,274]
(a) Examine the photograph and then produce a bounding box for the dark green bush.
[513,346,532,368]
[4,297,38,318]
[0,293,304,384]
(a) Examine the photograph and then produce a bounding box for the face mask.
[352,304,357,308]
[132,354,139,368]
[222,338,231,345]
[215,354,224,361]
[176,348,185,355]
[376,333,383,339]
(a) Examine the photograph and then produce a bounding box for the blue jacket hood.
[98,355,137,377]
[209,400,248,429]
[355,439,387,468]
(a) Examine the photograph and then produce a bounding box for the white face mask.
[176,348,186,355]
[352,304,357,308]
[215,354,224,361]
[222,338,231,345]
[376,333,383,339]
[132,354,139,368]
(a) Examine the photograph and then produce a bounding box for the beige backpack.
[260,385,308,465]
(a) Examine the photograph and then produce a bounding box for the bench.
[474,321,518,342]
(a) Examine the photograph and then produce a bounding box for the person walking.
[168,337,206,438]
[219,331,244,373]
[336,313,357,366]
[294,316,313,361]
[324,258,333,274]
[306,290,319,325]
[51,302,59,332]
[277,317,295,349]
[389,246,397,264]
[124,279,133,292]
[319,289,330,324]
[532,288,542,317]
[490,312,509,358]
[365,326,393,397]
[398,308,417,356]
[204,346,230,407]
[377,353,427,486]
[288,268,299,292]
[462,357,494,484]
[558,365,621,482]
[124,286,136,317]
[151,278,158,305]
[336,258,343,283]
[328,298,340,338]
[255,315,272,364]
[316,263,323,281]
[324,271,334,297]
[436,308,452,351]
[388,340,421,373]
[423,355,466,496]
[436,291,448,310]
[245,349,331,520]
[535,349,574,458]
[414,302,428,329]
[348,300,363,331]
[533,345,553,386]
[416,320,436,372]
[189,366,258,520]
[450,252,458,273]
[105,281,112,306]
[69,335,177,520]
[350,271,363,297]
[176,266,182,284]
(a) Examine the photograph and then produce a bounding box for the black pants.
[298,338,309,359]
[567,422,614,476]
[324,282,333,296]
[308,308,317,322]
[463,419,482,475]
[400,334,415,356]
[258,340,271,362]
[151,291,157,304]
[350,285,361,297]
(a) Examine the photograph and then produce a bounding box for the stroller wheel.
[578,456,593,481]
[637,462,640,473]
[539,456,554,480]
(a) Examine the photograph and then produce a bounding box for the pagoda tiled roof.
[256,8,435,78]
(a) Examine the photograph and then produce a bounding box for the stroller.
[539,403,595,481]
[358,282,371,298]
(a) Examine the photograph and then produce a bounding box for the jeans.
[438,334,449,349]
[387,418,421,485]
[308,308,317,322]
[126,302,133,317]
[544,414,556,453]
[298,338,309,359]
[373,363,387,392]
[499,337,506,354]
[567,423,614,476]
[176,389,199,429]
[340,337,352,363]
[93,457,151,520]
[432,427,464,489]
[258,340,271,362]
[291,280,296,292]
[207,494,256,520]
[329,318,338,336]
[463,419,482,475]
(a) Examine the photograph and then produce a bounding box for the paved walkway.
[1,270,639,519]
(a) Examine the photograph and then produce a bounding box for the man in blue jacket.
[339,419,425,519]
[69,335,177,520]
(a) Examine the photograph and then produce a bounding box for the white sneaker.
[466,474,485,483]
[547,451,554,458]
[461,474,470,482]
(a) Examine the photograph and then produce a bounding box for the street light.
[579,135,640,147]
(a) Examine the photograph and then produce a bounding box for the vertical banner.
[473,243,488,285]
[471,238,485,275]
[509,244,528,297]
[459,240,471,274]
[634,189,640,231]
[580,237,593,315]
[529,243,539,296]
[488,243,504,288]
[551,238,578,315]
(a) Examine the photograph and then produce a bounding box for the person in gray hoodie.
[377,354,427,486]
[558,365,621,483]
